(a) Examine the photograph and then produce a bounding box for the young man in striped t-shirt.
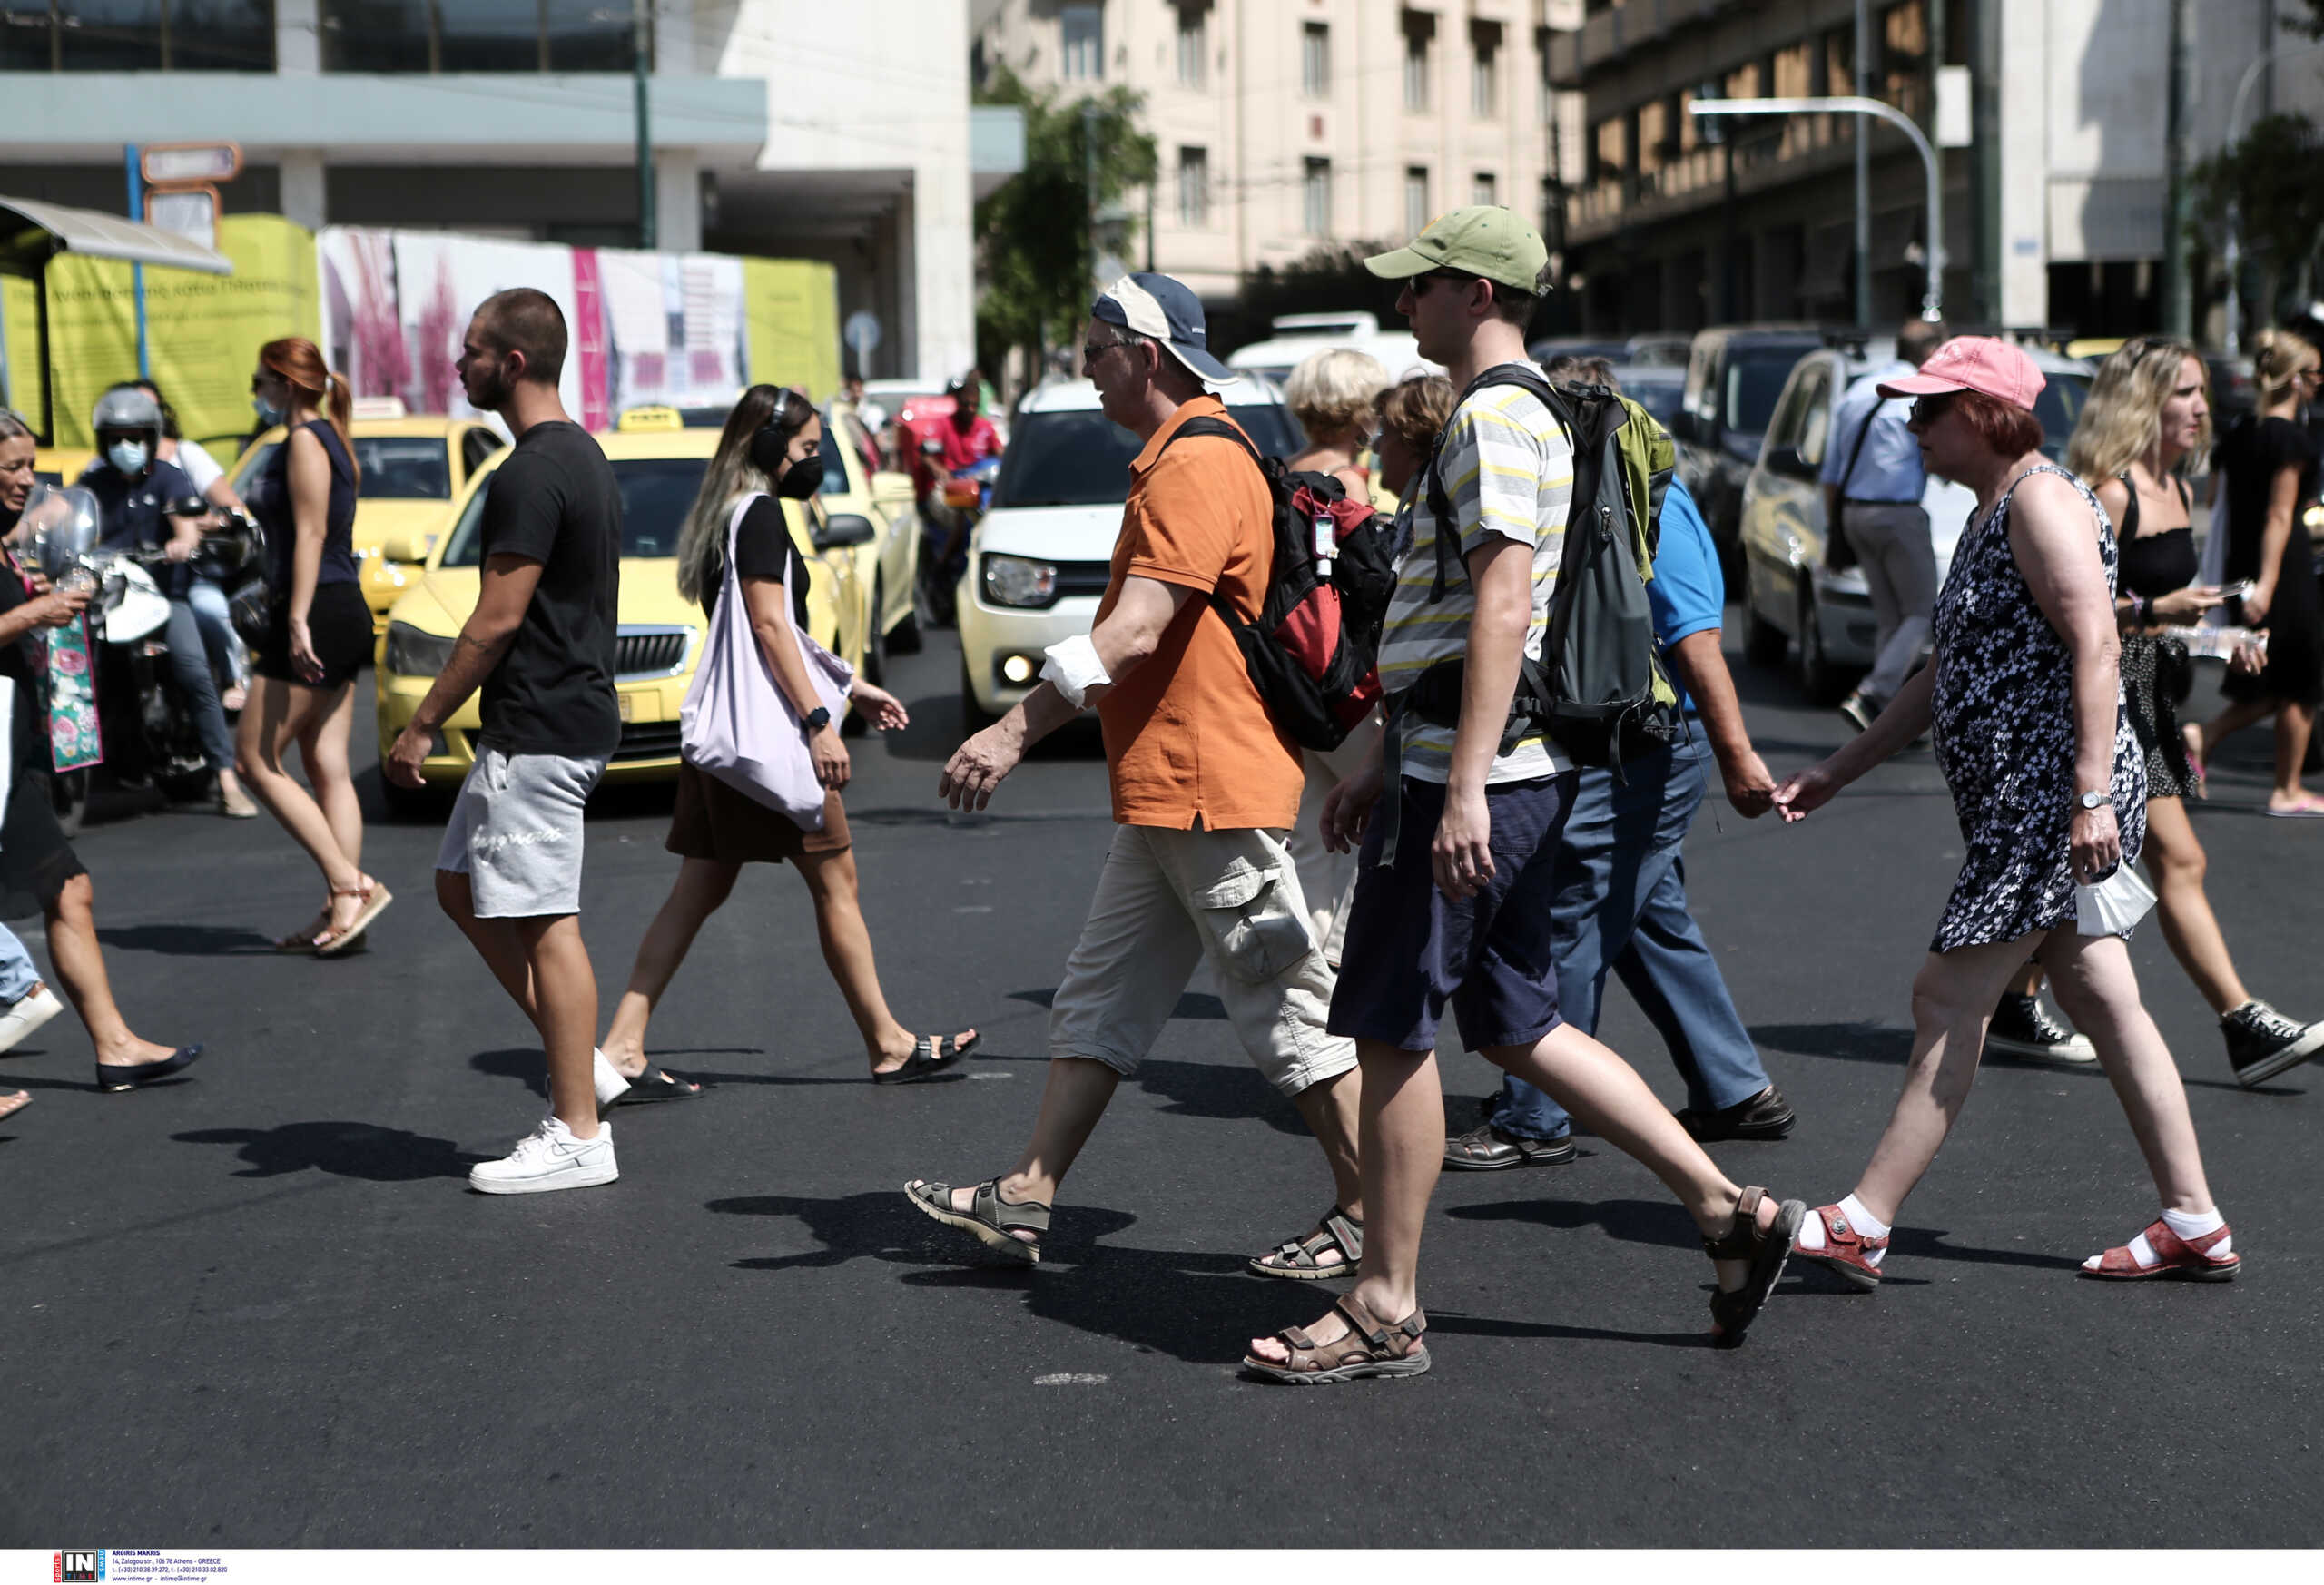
[1244,209,1801,1383]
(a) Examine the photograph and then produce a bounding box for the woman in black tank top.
[2060,340,2324,1086]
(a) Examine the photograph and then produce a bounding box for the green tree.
[2189,112,2324,329]
[973,65,1157,378]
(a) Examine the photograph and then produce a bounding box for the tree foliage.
[2188,112,2324,321]
[972,65,1157,376]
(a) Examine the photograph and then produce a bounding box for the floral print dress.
[1927,465,2146,952]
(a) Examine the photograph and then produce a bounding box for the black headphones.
[748,387,806,476]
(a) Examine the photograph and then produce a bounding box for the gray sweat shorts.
[433,745,606,919]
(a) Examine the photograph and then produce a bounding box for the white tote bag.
[678,494,853,828]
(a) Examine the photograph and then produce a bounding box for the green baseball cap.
[1363,205,1550,295]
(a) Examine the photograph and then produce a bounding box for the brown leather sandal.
[1703,1186,1807,1348]
[1247,1206,1363,1280]
[1243,1294,1430,1384]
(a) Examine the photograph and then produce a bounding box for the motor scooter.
[915,448,1000,628]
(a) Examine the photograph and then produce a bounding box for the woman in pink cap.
[1770,336,2239,1288]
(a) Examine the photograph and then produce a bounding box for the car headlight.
[385,620,457,677]
[980,553,1058,608]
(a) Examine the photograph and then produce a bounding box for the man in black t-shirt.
[388,288,626,1195]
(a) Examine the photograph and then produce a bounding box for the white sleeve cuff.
[1039,634,1112,709]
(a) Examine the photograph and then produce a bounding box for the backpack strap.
[1422,364,1577,601]
[1154,414,1271,631]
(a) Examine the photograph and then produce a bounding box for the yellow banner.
[0,274,43,429]
[742,258,840,402]
[38,213,320,449]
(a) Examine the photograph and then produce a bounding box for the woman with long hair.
[596,385,979,1096]
[1773,338,2239,1288]
[2049,338,2323,1085]
[234,338,391,956]
[2189,329,2324,813]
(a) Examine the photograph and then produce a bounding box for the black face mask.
[772,450,824,499]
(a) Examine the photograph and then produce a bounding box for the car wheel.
[863,577,889,687]
[1795,587,1852,705]
[959,655,996,733]
[888,606,922,655]
[1743,598,1788,669]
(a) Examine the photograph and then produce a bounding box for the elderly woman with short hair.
[1772,338,2240,1288]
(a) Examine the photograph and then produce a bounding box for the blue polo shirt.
[1649,477,1723,715]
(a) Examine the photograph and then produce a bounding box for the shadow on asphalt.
[174,1121,480,1180]
[98,922,278,956]
[466,1045,938,1097]
[1751,1020,1913,1065]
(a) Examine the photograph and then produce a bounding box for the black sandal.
[872,1029,980,1085]
[1703,1186,1807,1348]
[614,1063,704,1104]
[1248,1206,1363,1280]
[903,1176,1049,1265]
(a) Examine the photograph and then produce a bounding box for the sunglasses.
[1908,392,1956,427]
[1406,269,1473,295]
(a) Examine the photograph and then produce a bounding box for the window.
[1061,3,1103,82]
[317,0,635,73]
[1302,21,1329,98]
[1402,11,1432,113]
[1304,158,1332,238]
[1176,3,1206,89]
[1177,145,1210,228]
[5,0,278,70]
[1404,165,1432,238]
[1471,21,1500,118]
[1590,118,1625,185]
[1473,172,1497,207]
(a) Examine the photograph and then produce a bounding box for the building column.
[280,150,326,231]
[913,155,976,383]
[277,0,319,73]
[655,148,701,252]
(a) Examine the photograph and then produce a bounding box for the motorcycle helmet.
[92,385,164,443]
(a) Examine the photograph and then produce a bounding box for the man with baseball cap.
[1245,210,1802,1382]
[904,272,1370,1282]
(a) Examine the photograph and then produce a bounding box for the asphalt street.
[4,625,2319,1549]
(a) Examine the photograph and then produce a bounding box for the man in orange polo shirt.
[905,273,1366,1277]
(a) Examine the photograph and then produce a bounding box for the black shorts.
[1327,772,1579,1054]
[0,767,88,921]
[254,581,373,689]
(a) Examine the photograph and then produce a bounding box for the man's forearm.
[1666,629,1752,765]
[409,622,517,733]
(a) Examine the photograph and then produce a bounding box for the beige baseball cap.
[1364,206,1550,295]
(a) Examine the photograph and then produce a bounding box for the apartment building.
[0,2,1027,379]
[1548,0,2323,340]
[973,0,1586,303]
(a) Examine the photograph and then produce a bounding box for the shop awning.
[0,194,232,275]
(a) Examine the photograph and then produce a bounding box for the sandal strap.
[1701,1186,1768,1260]
[970,1177,1051,1235]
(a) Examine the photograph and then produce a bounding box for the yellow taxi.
[32,446,94,487]
[372,413,875,810]
[818,399,921,680]
[229,402,507,630]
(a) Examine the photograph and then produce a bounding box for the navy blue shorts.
[1327,773,1579,1054]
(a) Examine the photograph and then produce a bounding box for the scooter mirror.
[22,484,102,581]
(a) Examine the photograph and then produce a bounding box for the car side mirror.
[813,512,878,550]
[379,531,435,564]
[1765,446,1811,480]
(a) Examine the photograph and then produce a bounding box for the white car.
[956,378,1305,725]
[1225,310,1439,386]
[1736,340,2093,703]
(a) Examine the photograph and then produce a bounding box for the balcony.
[1551,0,1731,84]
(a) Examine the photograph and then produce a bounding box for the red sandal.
[2079,1218,2240,1282]
[1792,1203,1886,1290]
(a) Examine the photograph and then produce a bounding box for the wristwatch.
[2076,790,2110,812]
[802,706,832,735]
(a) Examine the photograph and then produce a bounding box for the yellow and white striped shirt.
[1379,370,1575,783]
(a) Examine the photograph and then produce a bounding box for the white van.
[956,377,1305,725]
[1225,311,1439,387]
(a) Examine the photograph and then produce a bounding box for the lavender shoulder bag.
[678,494,853,828]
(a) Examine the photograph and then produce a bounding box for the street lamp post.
[1690,94,1945,322]
[633,0,655,251]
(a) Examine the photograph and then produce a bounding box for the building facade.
[973,0,1583,302]
[1548,0,2324,340]
[0,1,1025,379]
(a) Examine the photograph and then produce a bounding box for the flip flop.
[614,1063,705,1105]
[2264,798,2324,819]
[872,1029,980,1085]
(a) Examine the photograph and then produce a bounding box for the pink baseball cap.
[1876,335,2045,410]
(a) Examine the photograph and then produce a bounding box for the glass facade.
[320,0,642,74]
[2,2,278,71]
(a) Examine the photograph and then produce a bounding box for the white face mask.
[108,440,150,476]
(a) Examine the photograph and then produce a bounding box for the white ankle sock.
[1796,1194,1891,1265]
[592,1048,630,1108]
[2083,1206,2231,1270]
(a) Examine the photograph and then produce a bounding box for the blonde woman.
[2191,330,2324,814]
[598,386,979,1095]
[2049,338,2323,1086]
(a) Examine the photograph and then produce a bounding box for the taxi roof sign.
[616,405,684,432]
[350,397,409,420]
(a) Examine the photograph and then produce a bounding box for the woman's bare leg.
[44,875,176,1066]
[599,858,739,1072]
[236,676,363,941]
[791,846,921,1070]
[2036,930,2216,1214]
[292,681,363,873]
[2270,702,2316,808]
[2141,795,2249,1014]
[1851,935,2042,1225]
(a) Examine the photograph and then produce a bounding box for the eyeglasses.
[1405,269,1472,295]
[1908,393,1955,427]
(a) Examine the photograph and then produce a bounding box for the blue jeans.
[163,595,237,772]
[1489,733,1772,1142]
[0,922,40,1004]
[182,576,249,690]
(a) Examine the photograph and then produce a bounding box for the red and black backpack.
[1155,416,1398,751]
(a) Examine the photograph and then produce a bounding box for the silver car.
[1735,341,2093,703]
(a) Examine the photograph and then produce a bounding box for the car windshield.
[991,406,1306,508]
[1725,348,1810,436]
[440,456,708,566]
[229,436,452,499]
[1623,379,1686,428]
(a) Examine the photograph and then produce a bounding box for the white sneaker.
[468,1117,618,1195]
[0,986,64,1055]
[592,1047,631,1109]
